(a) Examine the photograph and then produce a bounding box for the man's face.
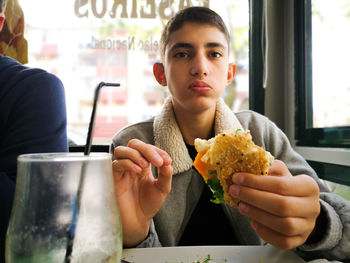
[163,22,234,116]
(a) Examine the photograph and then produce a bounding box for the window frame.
[294,0,350,148]
[249,0,265,115]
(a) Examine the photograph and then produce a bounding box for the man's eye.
[210,52,222,58]
[174,52,188,58]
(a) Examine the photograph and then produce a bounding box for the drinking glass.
[5,153,122,263]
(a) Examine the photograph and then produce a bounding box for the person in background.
[0,0,27,63]
[0,0,68,262]
[111,7,349,263]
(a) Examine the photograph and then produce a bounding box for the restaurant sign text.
[74,0,210,19]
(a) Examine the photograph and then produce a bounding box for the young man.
[111,7,349,262]
[0,0,68,262]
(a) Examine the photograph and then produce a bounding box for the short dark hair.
[160,7,230,59]
[0,0,6,13]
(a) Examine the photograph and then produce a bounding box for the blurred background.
[10,0,250,146]
[1,0,349,199]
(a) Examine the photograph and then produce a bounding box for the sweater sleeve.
[135,220,162,248]
[299,193,350,261]
[236,110,350,262]
[0,71,68,179]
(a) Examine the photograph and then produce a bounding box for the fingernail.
[233,173,244,184]
[153,154,163,164]
[161,153,171,164]
[230,185,240,197]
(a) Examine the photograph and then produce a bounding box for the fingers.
[232,170,320,198]
[155,164,173,195]
[114,145,149,173]
[238,201,318,249]
[230,172,320,217]
[114,139,172,170]
[229,159,321,249]
[267,159,292,177]
[127,139,171,166]
[250,220,308,250]
[230,183,319,217]
[238,202,315,238]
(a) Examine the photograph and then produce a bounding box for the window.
[295,0,350,198]
[17,0,250,147]
[311,1,350,129]
[295,0,350,148]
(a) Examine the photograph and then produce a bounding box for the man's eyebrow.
[168,42,194,52]
[206,42,226,49]
[168,42,226,52]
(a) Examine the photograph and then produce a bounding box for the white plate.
[122,245,306,263]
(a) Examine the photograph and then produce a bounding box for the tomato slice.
[193,150,216,181]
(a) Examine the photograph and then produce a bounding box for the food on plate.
[167,254,215,263]
[194,254,214,263]
[193,129,274,207]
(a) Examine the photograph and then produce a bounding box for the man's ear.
[0,15,5,32]
[226,63,237,86]
[153,62,167,86]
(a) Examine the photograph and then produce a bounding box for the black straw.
[84,82,120,155]
[64,82,120,262]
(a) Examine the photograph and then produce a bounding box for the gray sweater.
[111,97,350,262]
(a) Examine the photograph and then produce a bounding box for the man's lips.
[189,80,212,92]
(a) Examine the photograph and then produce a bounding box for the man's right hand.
[112,139,173,247]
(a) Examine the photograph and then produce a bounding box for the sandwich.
[193,129,274,207]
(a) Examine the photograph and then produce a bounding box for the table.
[122,245,306,263]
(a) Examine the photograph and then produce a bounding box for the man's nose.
[190,53,208,78]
